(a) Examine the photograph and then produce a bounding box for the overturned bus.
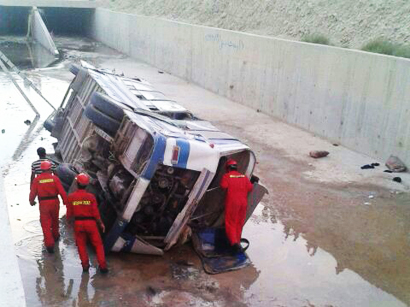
[45,62,267,266]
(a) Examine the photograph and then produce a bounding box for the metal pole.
[0,58,40,117]
[0,50,56,110]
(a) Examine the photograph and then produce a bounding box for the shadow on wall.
[0,6,94,36]
[40,8,94,36]
[0,6,31,35]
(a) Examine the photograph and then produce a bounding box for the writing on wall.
[204,33,244,51]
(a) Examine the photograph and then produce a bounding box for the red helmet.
[76,173,90,186]
[226,159,237,167]
[40,160,52,171]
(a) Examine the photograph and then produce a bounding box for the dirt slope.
[101,0,410,49]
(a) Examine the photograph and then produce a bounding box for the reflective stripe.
[72,200,91,206]
[39,179,54,183]
[229,175,245,178]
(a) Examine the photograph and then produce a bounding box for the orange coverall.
[67,189,107,270]
[29,172,67,248]
[220,170,253,245]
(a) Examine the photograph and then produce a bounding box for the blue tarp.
[193,228,250,274]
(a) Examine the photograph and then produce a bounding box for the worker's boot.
[82,265,90,273]
[46,246,54,254]
[230,243,243,255]
[99,267,109,274]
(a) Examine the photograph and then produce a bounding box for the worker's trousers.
[224,201,247,245]
[74,220,107,269]
[39,201,60,248]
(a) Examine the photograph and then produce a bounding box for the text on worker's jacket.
[39,179,54,183]
[73,200,91,206]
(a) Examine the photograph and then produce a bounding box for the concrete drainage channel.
[1,3,410,307]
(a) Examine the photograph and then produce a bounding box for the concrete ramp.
[29,7,59,56]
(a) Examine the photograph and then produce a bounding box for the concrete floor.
[1,36,410,307]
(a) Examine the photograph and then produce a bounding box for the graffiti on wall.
[204,33,244,51]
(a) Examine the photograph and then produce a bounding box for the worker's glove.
[97,220,106,233]
[30,201,36,206]
[250,175,259,184]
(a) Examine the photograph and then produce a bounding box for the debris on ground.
[1,129,5,134]
[24,119,31,125]
[368,195,374,199]
[361,163,380,170]
[386,155,407,172]
[146,286,159,296]
[309,151,329,158]
[176,260,195,267]
[393,177,402,183]
[384,170,393,173]
[361,164,375,169]
[364,202,371,206]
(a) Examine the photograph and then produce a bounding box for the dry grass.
[361,39,410,59]
[301,34,331,46]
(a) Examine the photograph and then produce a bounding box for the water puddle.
[243,206,408,307]
[0,37,60,70]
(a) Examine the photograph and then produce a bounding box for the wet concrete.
[1,35,410,307]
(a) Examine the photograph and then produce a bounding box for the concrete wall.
[30,7,59,55]
[90,9,410,166]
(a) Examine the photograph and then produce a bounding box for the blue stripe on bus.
[120,234,136,253]
[103,217,128,253]
[142,134,167,180]
[175,139,190,169]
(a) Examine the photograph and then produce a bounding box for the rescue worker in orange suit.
[66,173,108,274]
[29,161,68,253]
[220,159,253,254]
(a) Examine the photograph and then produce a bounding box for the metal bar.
[26,11,32,38]
[0,50,56,110]
[0,58,40,116]
[12,116,41,160]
